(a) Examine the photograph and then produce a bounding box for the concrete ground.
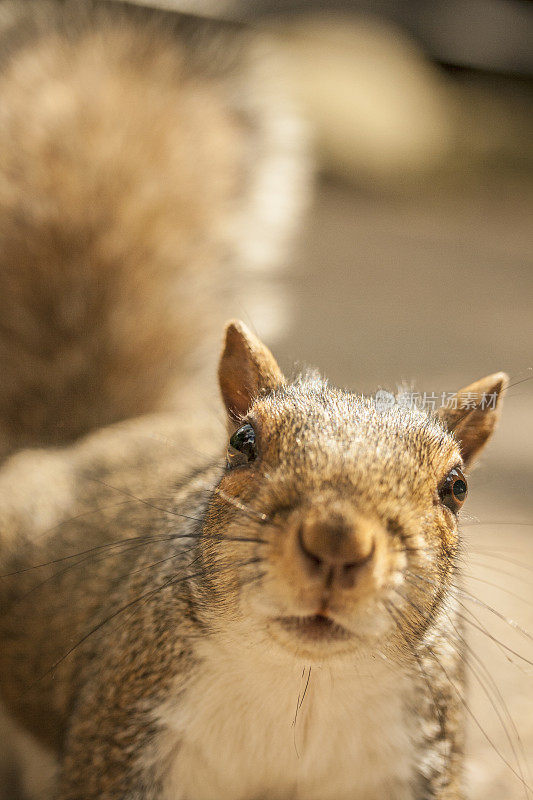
[274,175,533,799]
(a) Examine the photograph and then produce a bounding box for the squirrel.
[0,1,509,799]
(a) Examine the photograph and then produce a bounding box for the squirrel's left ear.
[218,320,285,421]
[438,372,508,466]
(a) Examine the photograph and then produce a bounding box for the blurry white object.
[274,14,455,188]
[125,0,237,14]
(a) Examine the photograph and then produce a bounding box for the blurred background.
[175,1,533,796]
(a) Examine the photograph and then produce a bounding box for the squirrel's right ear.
[218,320,285,421]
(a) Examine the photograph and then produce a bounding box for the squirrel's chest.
[154,656,417,800]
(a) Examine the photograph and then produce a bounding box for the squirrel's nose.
[297,516,375,590]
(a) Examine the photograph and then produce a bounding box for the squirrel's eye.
[227,423,257,468]
[439,467,468,513]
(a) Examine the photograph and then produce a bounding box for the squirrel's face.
[202,321,507,663]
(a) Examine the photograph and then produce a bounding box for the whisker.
[82,474,274,551]
[462,573,533,608]
[2,474,225,578]
[239,569,266,591]
[12,537,186,604]
[506,373,533,392]
[452,598,530,675]
[30,499,136,543]
[383,600,446,738]
[445,610,533,799]
[202,483,269,523]
[400,546,436,555]
[455,612,533,670]
[292,666,312,758]
[108,436,272,526]
[390,594,532,793]
[112,545,202,582]
[27,570,204,690]
[1,534,177,577]
[461,522,533,529]
[466,551,533,573]
[466,561,533,587]
[2,530,267,579]
[125,537,265,584]
[394,588,531,799]
[111,550,207,638]
[87,477,205,523]
[405,602,528,795]
[404,573,533,669]
[27,556,261,691]
[297,667,312,715]
[405,570,533,644]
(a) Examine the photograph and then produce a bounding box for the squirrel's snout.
[297,512,376,590]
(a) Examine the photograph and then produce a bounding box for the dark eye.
[227,423,257,468]
[439,467,468,513]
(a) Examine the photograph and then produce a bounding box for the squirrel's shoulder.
[0,408,221,554]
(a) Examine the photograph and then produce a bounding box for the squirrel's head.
[201,320,507,664]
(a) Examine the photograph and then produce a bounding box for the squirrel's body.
[0,396,467,800]
[0,2,508,799]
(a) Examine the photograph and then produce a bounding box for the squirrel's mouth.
[273,614,353,642]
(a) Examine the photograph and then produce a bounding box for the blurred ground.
[272,175,533,799]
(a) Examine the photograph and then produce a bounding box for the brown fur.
[0,0,307,460]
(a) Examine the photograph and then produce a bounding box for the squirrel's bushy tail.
[0,0,307,459]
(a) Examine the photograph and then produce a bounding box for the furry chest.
[156,655,417,800]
